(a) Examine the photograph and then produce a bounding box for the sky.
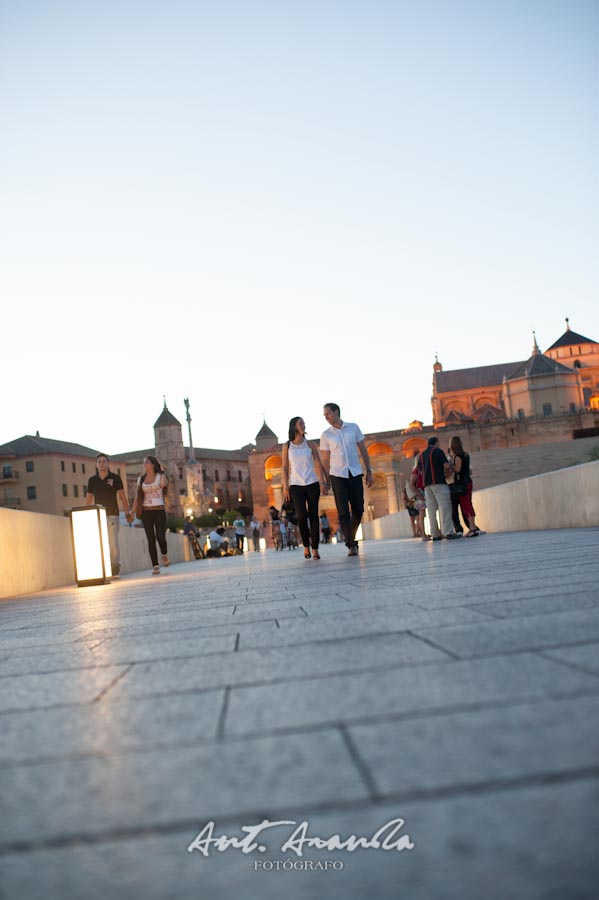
[0,0,597,455]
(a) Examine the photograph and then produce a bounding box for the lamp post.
[70,504,112,587]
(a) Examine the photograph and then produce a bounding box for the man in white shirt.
[319,403,373,556]
[233,515,246,551]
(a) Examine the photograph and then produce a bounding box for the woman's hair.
[288,416,302,443]
[450,435,465,454]
[144,455,162,473]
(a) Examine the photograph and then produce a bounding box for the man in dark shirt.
[85,454,132,575]
[419,437,460,540]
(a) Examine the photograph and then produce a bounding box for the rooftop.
[0,434,100,459]
[435,361,526,393]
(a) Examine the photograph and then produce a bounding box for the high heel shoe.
[312,551,321,560]
[304,549,311,559]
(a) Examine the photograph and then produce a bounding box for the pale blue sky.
[1,0,597,453]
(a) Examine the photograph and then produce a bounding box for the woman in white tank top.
[136,455,170,574]
[282,417,329,560]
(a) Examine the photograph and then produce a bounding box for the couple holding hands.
[282,403,373,560]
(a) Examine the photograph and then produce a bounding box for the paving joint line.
[338,723,380,800]
[92,663,135,703]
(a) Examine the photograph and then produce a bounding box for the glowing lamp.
[243,537,249,552]
[259,538,267,550]
[70,505,112,587]
[355,524,364,542]
[331,536,338,544]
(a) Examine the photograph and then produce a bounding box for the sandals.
[304,549,311,559]
[312,551,321,560]
[464,530,477,538]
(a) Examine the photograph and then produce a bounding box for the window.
[215,470,219,482]
[73,485,79,498]
[570,403,576,414]
[574,360,581,369]
[543,403,553,417]
[72,462,76,473]
[62,484,68,497]
[83,485,87,495]
[518,409,525,421]
[226,470,231,481]
[82,463,86,473]
[238,470,243,482]
[2,465,12,478]
[27,486,37,500]
[202,468,207,480]
[61,461,65,472]
[26,461,34,473]
[178,467,183,479]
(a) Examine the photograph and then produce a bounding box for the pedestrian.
[249,515,261,551]
[208,526,228,555]
[409,455,428,540]
[134,455,170,574]
[319,403,373,556]
[319,512,331,543]
[282,416,328,560]
[233,514,246,551]
[449,435,484,537]
[85,453,132,577]
[402,480,421,538]
[416,437,460,540]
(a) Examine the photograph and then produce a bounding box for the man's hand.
[365,469,374,489]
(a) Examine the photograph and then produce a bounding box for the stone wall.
[0,509,192,600]
[362,460,599,540]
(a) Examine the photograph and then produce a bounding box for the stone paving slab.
[236,605,489,650]
[0,690,226,765]
[101,632,450,701]
[0,729,369,849]
[411,608,599,658]
[224,652,597,736]
[0,529,598,900]
[0,632,238,675]
[0,665,128,713]
[0,780,595,900]
[348,694,599,794]
[542,643,599,677]
[469,591,599,619]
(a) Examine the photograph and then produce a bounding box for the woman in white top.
[282,417,328,560]
[137,455,170,574]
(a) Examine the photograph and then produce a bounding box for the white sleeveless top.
[288,439,318,487]
[139,473,166,508]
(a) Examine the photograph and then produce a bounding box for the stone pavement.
[0,530,598,900]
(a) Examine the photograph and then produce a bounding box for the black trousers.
[330,473,364,547]
[289,482,321,549]
[141,509,168,566]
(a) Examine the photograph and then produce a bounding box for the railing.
[0,469,19,483]
[0,497,22,508]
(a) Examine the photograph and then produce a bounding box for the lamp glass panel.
[72,508,104,581]
[259,537,267,550]
[98,507,111,572]
[355,524,364,542]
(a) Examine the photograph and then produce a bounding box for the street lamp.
[70,504,112,587]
